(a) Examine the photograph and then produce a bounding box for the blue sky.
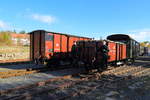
[0,0,150,41]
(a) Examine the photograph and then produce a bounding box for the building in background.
[10,34,30,46]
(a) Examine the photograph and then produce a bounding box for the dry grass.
[0,46,30,60]
[0,46,29,53]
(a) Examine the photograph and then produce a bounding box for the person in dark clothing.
[71,41,77,58]
[71,41,77,66]
[34,52,40,65]
[100,41,109,70]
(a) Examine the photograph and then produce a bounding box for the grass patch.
[0,46,30,53]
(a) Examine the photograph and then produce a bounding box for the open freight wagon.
[73,40,127,70]
[29,30,91,65]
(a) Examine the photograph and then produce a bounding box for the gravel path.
[0,68,84,91]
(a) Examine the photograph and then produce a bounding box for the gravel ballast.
[0,67,84,91]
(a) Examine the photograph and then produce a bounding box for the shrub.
[0,32,12,46]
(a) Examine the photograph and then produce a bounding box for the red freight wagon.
[107,41,116,62]
[107,40,127,64]
[117,42,126,62]
[29,30,91,62]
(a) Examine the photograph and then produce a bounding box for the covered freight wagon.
[107,34,140,62]
[29,30,91,64]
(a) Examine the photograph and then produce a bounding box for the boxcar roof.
[29,30,91,39]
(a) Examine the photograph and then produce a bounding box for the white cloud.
[0,20,9,29]
[109,29,150,42]
[128,29,150,42]
[129,31,150,41]
[31,14,56,24]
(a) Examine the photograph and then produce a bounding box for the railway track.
[0,60,149,79]
[0,64,73,79]
[0,56,149,79]
[0,69,38,78]
[0,57,150,99]
[0,71,126,100]
[0,59,30,64]
[0,65,132,79]
[1,61,150,100]
[103,63,150,78]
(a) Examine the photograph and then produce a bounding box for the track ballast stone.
[0,56,150,100]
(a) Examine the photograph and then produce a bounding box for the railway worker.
[100,41,109,70]
[71,41,77,58]
[34,51,39,65]
[71,41,78,67]
[35,55,41,65]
